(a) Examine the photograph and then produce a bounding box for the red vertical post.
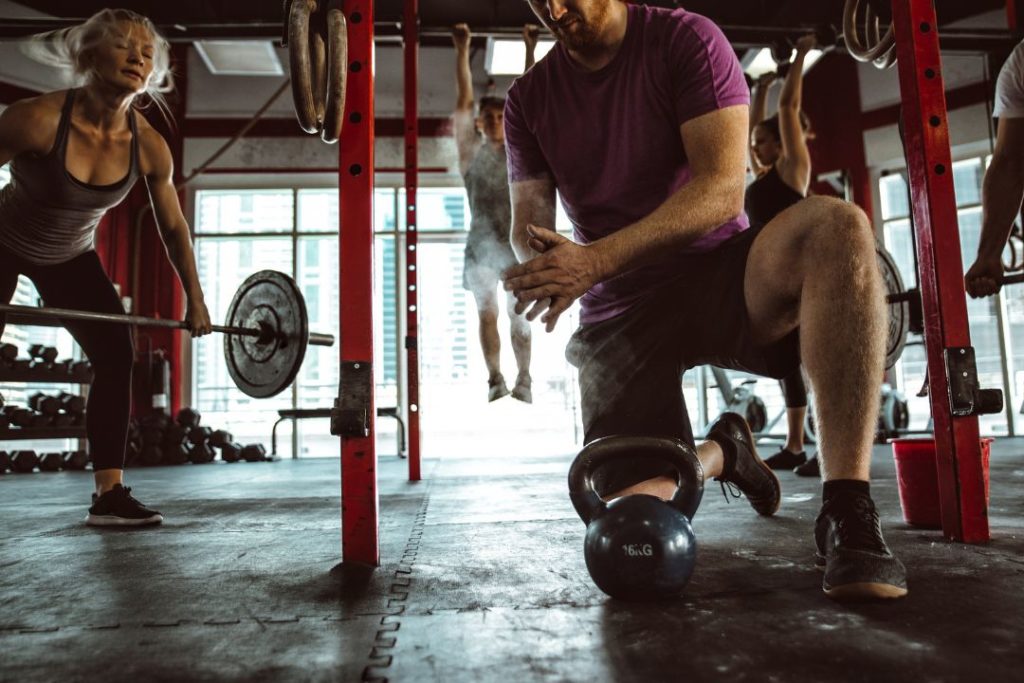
[340,0,379,565]
[891,0,989,542]
[1009,0,1024,31]
[404,0,422,481]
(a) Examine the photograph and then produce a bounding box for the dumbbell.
[163,423,188,446]
[188,442,216,464]
[140,424,165,446]
[3,405,30,427]
[140,444,164,466]
[209,430,233,448]
[29,413,50,428]
[52,413,74,428]
[162,442,188,465]
[188,426,213,446]
[123,440,141,468]
[176,407,202,428]
[51,360,71,375]
[0,414,9,432]
[0,343,18,365]
[59,392,86,415]
[38,452,64,472]
[220,442,242,463]
[241,444,268,462]
[70,360,92,380]
[63,450,90,470]
[29,393,60,416]
[11,450,39,473]
[0,450,11,473]
[28,345,58,364]
[10,358,31,370]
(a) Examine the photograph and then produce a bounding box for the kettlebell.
[568,436,704,601]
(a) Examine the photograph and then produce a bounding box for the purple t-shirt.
[505,4,750,323]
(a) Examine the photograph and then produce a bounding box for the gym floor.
[1,440,1021,683]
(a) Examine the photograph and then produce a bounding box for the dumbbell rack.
[0,363,90,442]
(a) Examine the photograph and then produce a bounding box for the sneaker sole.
[86,513,163,527]
[730,416,782,516]
[824,582,908,601]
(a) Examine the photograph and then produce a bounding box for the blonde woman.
[0,9,211,526]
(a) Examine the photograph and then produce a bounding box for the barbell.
[0,270,333,399]
[877,244,1024,369]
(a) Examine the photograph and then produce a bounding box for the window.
[879,161,1010,435]
[192,188,394,457]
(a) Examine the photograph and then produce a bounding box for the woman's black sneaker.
[706,413,781,516]
[86,484,163,526]
[815,492,908,600]
[794,454,821,477]
[764,448,807,470]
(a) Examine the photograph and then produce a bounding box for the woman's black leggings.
[779,366,808,409]
[0,247,133,470]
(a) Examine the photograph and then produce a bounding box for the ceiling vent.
[195,41,284,76]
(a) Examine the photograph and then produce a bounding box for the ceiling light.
[485,38,556,76]
[195,41,284,76]
[743,47,824,80]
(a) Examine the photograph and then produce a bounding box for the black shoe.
[794,454,821,477]
[764,448,807,471]
[815,492,908,600]
[86,484,163,527]
[707,413,781,516]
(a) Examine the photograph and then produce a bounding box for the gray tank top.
[463,142,513,249]
[0,89,141,265]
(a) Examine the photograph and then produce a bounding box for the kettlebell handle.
[567,436,705,525]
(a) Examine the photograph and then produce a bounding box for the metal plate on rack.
[878,245,909,370]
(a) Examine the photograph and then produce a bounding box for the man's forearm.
[590,174,745,280]
[979,157,1024,258]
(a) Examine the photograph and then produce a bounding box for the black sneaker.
[706,413,781,516]
[764,448,807,470]
[794,454,821,477]
[86,484,163,527]
[815,492,908,600]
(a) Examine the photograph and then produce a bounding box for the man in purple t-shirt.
[502,0,906,601]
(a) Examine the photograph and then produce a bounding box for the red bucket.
[891,438,991,528]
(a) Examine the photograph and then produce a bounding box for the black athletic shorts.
[565,224,801,496]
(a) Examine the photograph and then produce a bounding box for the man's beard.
[552,12,602,52]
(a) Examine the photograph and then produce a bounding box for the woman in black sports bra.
[745,34,819,476]
[0,9,211,526]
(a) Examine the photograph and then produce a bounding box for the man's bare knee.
[605,476,678,502]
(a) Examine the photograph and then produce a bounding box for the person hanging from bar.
[451,23,538,403]
[0,9,212,526]
[966,39,1024,298]
[745,35,818,477]
[503,0,907,601]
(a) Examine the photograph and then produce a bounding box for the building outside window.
[879,156,1017,435]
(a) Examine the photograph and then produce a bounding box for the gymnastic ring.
[321,1,347,144]
[287,0,323,134]
[842,0,895,67]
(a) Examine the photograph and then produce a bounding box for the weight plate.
[223,270,310,398]
[877,245,909,370]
